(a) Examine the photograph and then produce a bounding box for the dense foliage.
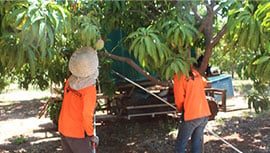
[0,0,269,112]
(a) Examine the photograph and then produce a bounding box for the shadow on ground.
[0,98,269,153]
[204,113,270,153]
[96,115,178,153]
[0,99,46,120]
[0,122,62,153]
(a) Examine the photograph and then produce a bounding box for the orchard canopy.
[0,0,269,93]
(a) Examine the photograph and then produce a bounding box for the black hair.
[195,55,203,68]
[188,70,195,80]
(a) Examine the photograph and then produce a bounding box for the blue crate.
[207,74,234,101]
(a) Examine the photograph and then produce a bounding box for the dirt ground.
[0,82,269,153]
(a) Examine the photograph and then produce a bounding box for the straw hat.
[68,47,99,90]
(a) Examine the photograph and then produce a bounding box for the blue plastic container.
[207,74,234,100]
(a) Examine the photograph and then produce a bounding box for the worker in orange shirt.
[174,62,211,153]
[58,47,99,153]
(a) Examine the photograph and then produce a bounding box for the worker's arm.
[173,74,185,112]
[202,76,211,88]
[82,85,97,136]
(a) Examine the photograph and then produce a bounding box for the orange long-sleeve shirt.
[173,69,211,121]
[58,79,97,138]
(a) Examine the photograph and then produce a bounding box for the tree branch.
[191,5,202,23]
[211,25,227,48]
[197,2,223,34]
[101,51,171,87]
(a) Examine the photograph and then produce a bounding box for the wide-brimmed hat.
[68,47,99,90]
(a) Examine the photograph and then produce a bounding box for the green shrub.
[12,135,27,145]
[47,100,62,125]
[0,78,9,93]
[246,82,270,113]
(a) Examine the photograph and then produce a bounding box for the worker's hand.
[89,135,99,146]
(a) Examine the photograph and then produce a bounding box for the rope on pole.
[92,112,96,153]
[93,79,102,153]
[112,70,243,153]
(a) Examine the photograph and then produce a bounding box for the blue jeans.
[175,116,209,153]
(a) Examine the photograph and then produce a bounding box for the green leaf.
[138,42,146,65]
[176,60,188,76]
[253,56,270,65]
[171,62,179,74]
[165,67,171,80]
[157,44,165,64]
[38,20,46,44]
[27,47,36,77]
[161,20,173,29]
[179,26,186,47]
[46,25,54,47]
[7,8,25,24]
[129,37,141,53]
[46,11,56,27]
[149,33,160,43]
[15,11,26,28]
[40,41,47,58]
[237,11,251,23]
[127,31,139,39]
[17,49,25,69]
[40,39,47,55]
[22,18,31,32]
[255,2,270,19]
[166,26,176,40]
[183,28,193,46]
[227,18,239,31]
[262,62,270,81]
[51,10,60,31]
[144,36,153,56]
[133,40,140,59]
[50,3,70,33]
[173,28,180,45]
[32,16,44,24]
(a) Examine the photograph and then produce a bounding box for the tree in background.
[0,0,269,112]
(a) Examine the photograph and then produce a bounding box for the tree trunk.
[199,3,214,75]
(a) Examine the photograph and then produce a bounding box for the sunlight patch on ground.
[0,117,52,144]
[223,133,244,142]
[126,142,135,146]
[0,84,51,101]
[0,90,51,101]
[30,137,61,145]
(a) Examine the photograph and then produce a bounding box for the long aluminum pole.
[92,113,96,153]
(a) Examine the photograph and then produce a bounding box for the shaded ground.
[0,83,269,153]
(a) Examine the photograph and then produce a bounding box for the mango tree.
[214,1,270,112]
[0,0,269,113]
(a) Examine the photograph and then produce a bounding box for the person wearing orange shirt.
[174,64,211,153]
[58,47,99,153]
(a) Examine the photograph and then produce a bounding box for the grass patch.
[241,111,253,117]
[255,110,270,118]
[215,117,225,125]
[12,135,27,145]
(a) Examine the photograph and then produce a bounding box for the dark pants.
[61,135,93,153]
[175,116,209,153]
